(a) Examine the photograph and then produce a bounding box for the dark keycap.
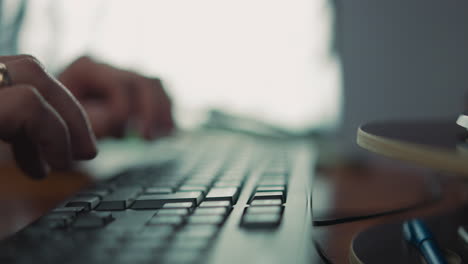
[144,187,173,194]
[96,187,142,210]
[51,206,85,217]
[241,213,281,228]
[77,188,110,198]
[73,212,114,228]
[147,215,185,226]
[178,185,208,193]
[193,207,229,216]
[45,212,75,220]
[66,196,100,210]
[199,201,231,207]
[162,202,194,209]
[256,186,285,192]
[187,215,225,225]
[43,214,74,228]
[205,187,239,204]
[250,199,282,206]
[155,208,190,216]
[132,192,203,209]
[251,191,285,203]
[246,206,283,214]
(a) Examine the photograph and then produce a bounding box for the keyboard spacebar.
[132,192,204,209]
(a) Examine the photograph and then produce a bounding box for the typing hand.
[0,55,97,179]
[59,56,174,140]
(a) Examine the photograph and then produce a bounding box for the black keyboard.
[0,133,292,264]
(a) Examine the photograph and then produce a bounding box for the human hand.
[0,55,97,179]
[59,56,174,140]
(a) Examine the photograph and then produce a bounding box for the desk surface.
[314,165,467,263]
[0,164,91,239]
[0,159,465,263]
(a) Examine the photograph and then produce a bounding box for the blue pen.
[403,219,447,264]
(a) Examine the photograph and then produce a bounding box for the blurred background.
[18,0,341,134]
[13,0,468,154]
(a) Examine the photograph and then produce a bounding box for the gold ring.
[0,62,12,87]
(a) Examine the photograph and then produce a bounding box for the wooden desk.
[314,161,467,263]
[0,163,91,239]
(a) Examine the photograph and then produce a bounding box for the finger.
[152,78,175,130]
[0,54,34,62]
[11,131,48,179]
[0,85,73,178]
[134,77,174,139]
[81,101,114,139]
[59,59,131,136]
[1,56,97,160]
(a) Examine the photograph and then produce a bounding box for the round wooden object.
[357,119,468,176]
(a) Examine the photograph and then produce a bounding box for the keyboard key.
[199,201,231,207]
[193,207,229,215]
[205,187,239,204]
[246,206,283,214]
[73,212,114,228]
[241,214,281,228]
[51,206,85,217]
[251,191,285,203]
[66,196,100,211]
[250,199,283,206]
[187,215,225,225]
[45,212,76,220]
[178,185,208,193]
[43,214,74,228]
[163,202,194,209]
[155,209,190,216]
[77,188,111,198]
[96,187,142,210]
[144,187,173,194]
[132,192,203,209]
[256,186,285,192]
[147,215,185,226]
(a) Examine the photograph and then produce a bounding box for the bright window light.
[20,0,341,133]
